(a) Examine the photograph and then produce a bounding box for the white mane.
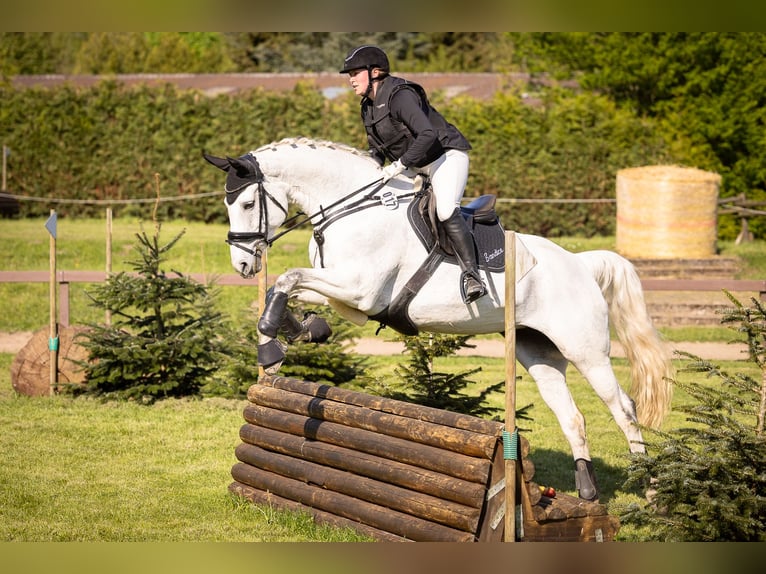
[253,137,379,166]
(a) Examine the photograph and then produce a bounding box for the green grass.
[2,217,765,541]
[2,217,764,335]
[3,347,762,542]
[0,217,314,331]
[0,353,368,542]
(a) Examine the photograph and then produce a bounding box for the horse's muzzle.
[227,232,266,277]
[235,251,261,278]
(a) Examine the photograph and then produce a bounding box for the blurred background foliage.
[1,32,764,239]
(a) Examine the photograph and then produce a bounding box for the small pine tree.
[362,332,511,419]
[621,293,766,541]
[74,223,230,402]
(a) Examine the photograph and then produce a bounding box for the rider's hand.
[380,160,405,182]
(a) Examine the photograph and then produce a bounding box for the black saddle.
[369,190,506,335]
[408,191,506,272]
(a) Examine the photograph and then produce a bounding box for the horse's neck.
[258,144,380,214]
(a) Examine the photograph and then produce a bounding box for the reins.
[265,176,389,247]
[225,151,419,266]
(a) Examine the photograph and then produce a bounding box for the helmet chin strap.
[364,68,386,99]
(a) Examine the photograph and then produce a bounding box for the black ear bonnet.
[203,152,264,205]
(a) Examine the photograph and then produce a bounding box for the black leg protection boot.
[442,208,487,304]
[258,289,288,337]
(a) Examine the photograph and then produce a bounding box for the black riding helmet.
[340,45,389,99]
[339,45,390,74]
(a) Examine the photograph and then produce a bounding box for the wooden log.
[526,482,542,506]
[242,404,491,484]
[551,492,597,519]
[10,325,90,396]
[259,375,503,437]
[542,504,568,522]
[522,458,535,482]
[229,481,410,542]
[235,442,481,532]
[531,504,548,523]
[520,435,530,459]
[248,383,497,458]
[235,376,623,542]
[231,463,475,542]
[540,492,608,518]
[239,423,485,507]
[521,514,621,542]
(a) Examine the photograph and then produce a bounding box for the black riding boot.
[442,208,487,304]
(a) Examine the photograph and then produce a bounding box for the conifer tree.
[362,332,514,419]
[74,223,229,402]
[621,293,766,541]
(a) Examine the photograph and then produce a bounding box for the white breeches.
[417,149,470,221]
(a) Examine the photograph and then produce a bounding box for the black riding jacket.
[361,75,471,168]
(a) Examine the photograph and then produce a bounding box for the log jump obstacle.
[229,374,620,542]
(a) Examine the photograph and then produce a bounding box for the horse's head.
[203,152,288,278]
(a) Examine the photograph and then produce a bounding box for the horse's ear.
[227,155,258,178]
[202,152,230,172]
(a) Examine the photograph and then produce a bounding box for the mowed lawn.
[3,346,761,542]
[0,351,369,542]
[1,218,764,542]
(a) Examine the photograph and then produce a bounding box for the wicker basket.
[616,165,721,258]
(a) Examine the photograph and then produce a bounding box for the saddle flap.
[407,191,536,279]
[408,192,506,272]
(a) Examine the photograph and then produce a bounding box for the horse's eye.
[242,201,256,210]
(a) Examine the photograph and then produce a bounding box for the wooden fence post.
[45,210,58,395]
[504,230,517,541]
[258,250,268,378]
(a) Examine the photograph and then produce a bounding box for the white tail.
[578,250,674,428]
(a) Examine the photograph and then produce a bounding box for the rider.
[340,45,487,304]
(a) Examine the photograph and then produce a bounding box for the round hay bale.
[10,325,90,397]
[616,165,721,258]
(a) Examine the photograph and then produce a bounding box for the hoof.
[575,458,599,502]
[264,361,284,375]
[304,313,332,343]
[257,339,286,371]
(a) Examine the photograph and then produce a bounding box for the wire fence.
[0,190,615,207]
[5,190,766,211]
[0,190,220,205]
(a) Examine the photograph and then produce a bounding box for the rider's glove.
[380,159,405,183]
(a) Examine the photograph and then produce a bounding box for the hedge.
[1,79,677,236]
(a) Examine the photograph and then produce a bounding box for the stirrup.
[460,272,487,304]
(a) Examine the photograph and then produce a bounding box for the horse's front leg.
[258,287,332,342]
[256,283,333,372]
[256,267,378,372]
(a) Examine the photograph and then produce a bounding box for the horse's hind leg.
[573,358,646,454]
[516,330,599,501]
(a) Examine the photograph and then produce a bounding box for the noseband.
[224,154,288,256]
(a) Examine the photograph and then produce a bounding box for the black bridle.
[224,152,417,266]
[223,154,288,257]
[225,184,289,256]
